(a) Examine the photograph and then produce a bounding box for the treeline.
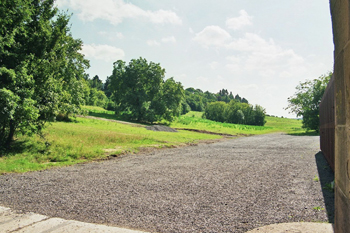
[86,72,251,116]
[203,101,266,126]
[182,87,248,113]
[82,57,266,126]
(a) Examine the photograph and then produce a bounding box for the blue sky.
[56,0,334,118]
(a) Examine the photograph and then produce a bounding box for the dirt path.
[0,134,334,233]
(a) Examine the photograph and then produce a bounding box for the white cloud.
[225,56,242,73]
[226,33,305,78]
[226,10,253,30]
[193,26,231,48]
[193,29,305,79]
[209,61,220,70]
[147,10,182,25]
[81,44,125,62]
[147,40,161,46]
[98,31,124,40]
[196,76,210,84]
[148,37,176,46]
[56,0,182,25]
[161,36,177,43]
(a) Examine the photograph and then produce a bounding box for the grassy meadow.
[0,106,306,174]
[171,112,304,135]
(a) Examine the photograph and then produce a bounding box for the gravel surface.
[145,125,178,132]
[0,133,334,232]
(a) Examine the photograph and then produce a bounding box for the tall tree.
[89,75,103,90]
[286,72,332,132]
[0,0,89,148]
[109,58,184,123]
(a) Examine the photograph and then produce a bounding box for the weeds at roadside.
[323,182,334,192]
[313,206,325,211]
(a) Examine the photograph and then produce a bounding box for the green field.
[0,107,307,174]
[171,111,305,135]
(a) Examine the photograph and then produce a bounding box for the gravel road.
[0,133,334,232]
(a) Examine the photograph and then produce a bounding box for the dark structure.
[330,0,350,231]
[319,75,335,171]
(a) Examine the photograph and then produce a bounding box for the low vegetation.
[0,106,308,174]
[0,116,220,174]
[174,111,304,134]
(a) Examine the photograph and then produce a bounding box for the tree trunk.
[5,120,15,149]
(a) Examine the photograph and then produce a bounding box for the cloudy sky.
[56,0,334,118]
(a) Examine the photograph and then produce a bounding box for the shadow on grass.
[87,111,160,126]
[88,111,123,121]
[1,140,35,158]
[315,151,335,223]
[288,131,319,136]
[0,135,50,158]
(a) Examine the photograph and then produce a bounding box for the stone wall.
[330,0,350,232]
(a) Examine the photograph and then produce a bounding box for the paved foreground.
[0,206,146,233]
[0,205,333,233]
[0,134,334,232]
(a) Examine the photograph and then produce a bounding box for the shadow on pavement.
[288,131,319,136]
[315,151,335,223]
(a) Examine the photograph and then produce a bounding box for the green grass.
[170,111,305,135]
[0,108,308,174]
[0,117,220,174]
[81,106,122,120]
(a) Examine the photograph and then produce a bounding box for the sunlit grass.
[170,111,305,135]
[0,117,220,174]
[0,108,308,174]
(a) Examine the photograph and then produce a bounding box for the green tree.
[203,102,227,123]
[184,88,205,111]
[226,101,245,124]
[0,0,89,148]
[88,88,108,108]
[89,75,103,90]
[253,105,266,126]
[103,76,112,98]
[154,77,184,122]
[109,58,184,123]
[286,72,332,132]
[204,100,266,126]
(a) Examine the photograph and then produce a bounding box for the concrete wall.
[330,0,350,232]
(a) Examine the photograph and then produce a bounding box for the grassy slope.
[171,111,304,135]
[0,116,220,174]
[0,107,306,174]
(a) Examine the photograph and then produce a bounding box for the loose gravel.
[0,133,334,233]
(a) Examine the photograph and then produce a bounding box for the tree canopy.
[108,58,184,123]
[203,100,266,126]
[183,87,250,113]
[286,72,332,132]
[0,0,89,148]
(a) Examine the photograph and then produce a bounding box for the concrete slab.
[50,219,147,233]
[15,217,70,233]
[1,205,334,233]
[245,222,334,233]
[0,206,147,233]
[0,206,10,213]
[0,207,48,232]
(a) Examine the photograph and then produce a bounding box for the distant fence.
[319,75,335,171]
